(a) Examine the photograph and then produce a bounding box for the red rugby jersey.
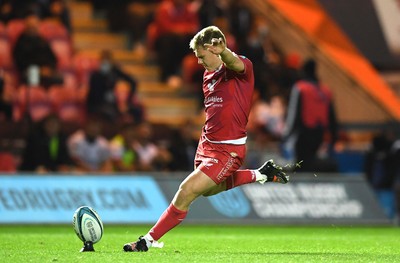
[202,56,254,142]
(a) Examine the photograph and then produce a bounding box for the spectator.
[0,71,12,122]
[12,13,60,87]
[239,17,270,101]
[365,133,396,190]
[150,0,199,84]
[126,0,159,50]
[86,50,143,123]
[0,0,13,24]
[195,0,224,29]
[283,59,338,171]
[19,114,72,172]
[109,122,140,172]
[273,52,301,102]
[104,0,131,32]
[249,95,286,138]
[167,119,199,171]
[113,80,145,124]
[391,135,400,220]
[392,136,400,180]
[245,126,282,169]
[133,121,171,171]
[365,132,397,218]
[67,117,112,172]
[227,0,253,51]
[0,0,41,22]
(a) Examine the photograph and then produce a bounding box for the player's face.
[194,46,221,71]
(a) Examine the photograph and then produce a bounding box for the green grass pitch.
[1,225,400,262]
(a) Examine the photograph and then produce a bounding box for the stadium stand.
[0,0,399,179]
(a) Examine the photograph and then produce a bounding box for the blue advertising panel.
[0,173,391,225]
[165,175,390,225]
[0,175,168,224]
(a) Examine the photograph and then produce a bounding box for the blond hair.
[189,26,226,50]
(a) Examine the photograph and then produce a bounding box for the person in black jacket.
[0,72,12,122]
[365,133,396,189]
[365,132,398,218]
[19,114,72,172]
[86,50,143,123]
[167,120,198,171]
[12,14,58,85]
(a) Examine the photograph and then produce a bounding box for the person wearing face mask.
[86,50,141,122]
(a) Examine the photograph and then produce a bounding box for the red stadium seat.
[14,85,52,122]
[2,69,18,103]
[0,22,6,37]
[0,152,17,172]
[48,86,85,123]
[50,39,73,69]
[0,38,13,68]
[39,20,69,41]
[73,53,99,87]
[60,69,78,90]
[6,19,25,46]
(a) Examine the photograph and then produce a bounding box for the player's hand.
[204,38,226,55]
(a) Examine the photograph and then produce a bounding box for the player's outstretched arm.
[204,38,245,73]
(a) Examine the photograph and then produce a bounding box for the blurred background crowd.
[0,0,400,217]
[0,0,300,173]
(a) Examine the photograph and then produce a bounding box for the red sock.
[225,170,257,190]
[148,203,187,241]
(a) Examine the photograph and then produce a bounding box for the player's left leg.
[123,169,217,252]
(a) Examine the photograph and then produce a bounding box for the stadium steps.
[122,64,160,82]
[68,0,200,127]
[142,97,199,125]
[72,32,128,50]
[74,49,145,65]
[136,81,177,98]
[71,18,108,33]
[67,1,92,20]
[69,0,107,33]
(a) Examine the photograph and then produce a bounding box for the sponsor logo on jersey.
[207,79,217,92]
[204,96,223,104]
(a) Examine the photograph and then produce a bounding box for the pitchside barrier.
[0,173,390,225]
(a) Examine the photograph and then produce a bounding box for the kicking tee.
[202,56,254,144]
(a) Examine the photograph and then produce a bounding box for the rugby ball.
[72,206,103,244]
